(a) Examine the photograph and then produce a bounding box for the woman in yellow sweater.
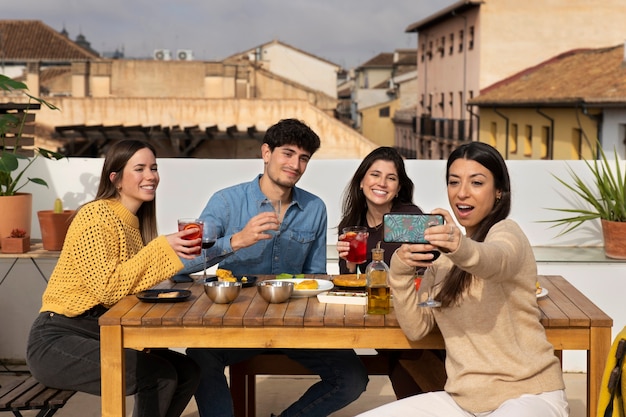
[358,142,569,416]
[26,140,201,417]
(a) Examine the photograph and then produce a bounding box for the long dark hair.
[437,142,511,307]
[91,140,159,244]
[338,147,414,231]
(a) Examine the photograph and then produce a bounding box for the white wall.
[25,157,617,246]
[18,157,626,371]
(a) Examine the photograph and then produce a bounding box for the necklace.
[366,213,383,231]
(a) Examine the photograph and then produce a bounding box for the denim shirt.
[180,174,327,276]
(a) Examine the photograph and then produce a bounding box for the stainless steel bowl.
[256,280,294,303]
[203,281,242,303]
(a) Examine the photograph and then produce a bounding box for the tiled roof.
[471,44,626,106]
[0,20,100,62]
[359,53,394,68]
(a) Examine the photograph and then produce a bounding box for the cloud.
[3,0,454,68]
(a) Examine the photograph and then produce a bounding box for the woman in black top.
[337,147,424,273]
[337,146,446,399]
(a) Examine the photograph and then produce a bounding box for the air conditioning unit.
[153,49,171,61]
[177,49,194,61]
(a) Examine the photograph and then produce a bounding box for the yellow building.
[469,45,626,160]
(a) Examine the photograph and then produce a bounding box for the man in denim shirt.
[180,119,368,417]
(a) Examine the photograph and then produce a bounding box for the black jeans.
[27,310,201,417]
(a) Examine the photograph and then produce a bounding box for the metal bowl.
[203,281,242,303]
[256,280,294,303]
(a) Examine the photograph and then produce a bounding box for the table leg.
[588,326,612,417]
[101,325,125,417]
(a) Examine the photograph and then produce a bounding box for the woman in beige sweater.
[358,142,569,417]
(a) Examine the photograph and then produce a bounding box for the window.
[490,122,498,148]
[440,36,445,57]
[420,43,426,62]
[540,126,551,159]
[428,41,433,60]
[469,26,475,50]
[510,124,518,154]
[379,106,390,118]
[524,125,532,157]
[459,30,464,52]
[571,128,583,159]
[449,33,454,55]
[458,91,464,119]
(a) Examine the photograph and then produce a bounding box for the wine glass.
[417,220,442,307]
[201,223,218,281]
[418,268,441,308]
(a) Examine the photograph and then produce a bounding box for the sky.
[5,0,456,69]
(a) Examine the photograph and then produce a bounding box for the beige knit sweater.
[389,219,565,413]
[41,199,183,317]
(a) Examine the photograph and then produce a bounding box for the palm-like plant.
[0,74,64,196]
[547,143,626,235]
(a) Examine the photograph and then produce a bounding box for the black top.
[338,202,423,274]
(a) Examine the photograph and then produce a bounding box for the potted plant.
[0,74,64,246]
[37,198,75,251]
[0,228,30,254]
[546,141,626,259]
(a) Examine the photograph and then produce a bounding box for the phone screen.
[382,213,444,244]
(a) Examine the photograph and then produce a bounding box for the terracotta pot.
[0,236,31,254]
[0,193,32,248]
[37,210,75,251]
[601,219,626,260]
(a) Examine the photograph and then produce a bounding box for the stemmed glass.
[418,269,441,308]
[418,219,443,308]
[201,223,218,281]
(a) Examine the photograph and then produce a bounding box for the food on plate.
[216,268,237,282]
[332,274,366,288]
[157,291,180,298]
[241,276,248,283]
[294,279,319,290]
[276,273,306,279]
[536,281,542,295]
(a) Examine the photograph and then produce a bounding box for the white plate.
[537,287,549,298]
[279,278,334,298]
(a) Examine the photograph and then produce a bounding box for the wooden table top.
[100,274,612,331]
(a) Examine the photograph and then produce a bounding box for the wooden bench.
[229,353,392,417]
[0,376,76,417]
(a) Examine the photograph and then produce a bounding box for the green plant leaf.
[544,141,626,234]
[0,75,62,195]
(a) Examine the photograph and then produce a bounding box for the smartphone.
[383,213,445,244]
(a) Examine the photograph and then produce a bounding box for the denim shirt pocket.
[282,229,317,271]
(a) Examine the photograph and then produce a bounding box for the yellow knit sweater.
[41,199,183,317]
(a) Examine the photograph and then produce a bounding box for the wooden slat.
[284,297,307,326]
[8,381,46,408]
[243,291,270,327]
[122,298,155,326]
[162,283,198,326]
[548,275,612,326]
[182,289,212,326]
[203,302,231,326]
[540,276,588,327]
[345,304,366,326]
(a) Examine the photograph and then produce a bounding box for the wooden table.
[99,275,612,417]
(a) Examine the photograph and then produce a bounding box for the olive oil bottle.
[366,244,390,314]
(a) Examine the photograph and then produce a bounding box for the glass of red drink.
[178,218,203,253]
[341,226,369,264]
